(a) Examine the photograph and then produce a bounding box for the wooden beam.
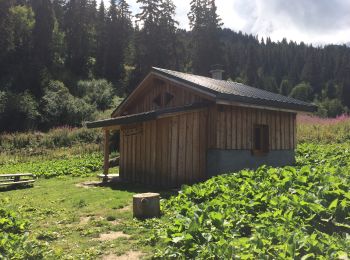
[103,129,110,182]
[157,107,207,119]
[103,125,120,131]
[216,100,302,114]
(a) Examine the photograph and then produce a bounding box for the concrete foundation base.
[207,149,295,177]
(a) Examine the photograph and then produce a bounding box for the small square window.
[253,124,269,155]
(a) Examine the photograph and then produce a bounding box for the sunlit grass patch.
[1,176,153,259]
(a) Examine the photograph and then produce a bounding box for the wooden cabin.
[86,67,316,187]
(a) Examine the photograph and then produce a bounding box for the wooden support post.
[103,129,110,183]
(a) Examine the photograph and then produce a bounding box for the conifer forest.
[1,0,350,132]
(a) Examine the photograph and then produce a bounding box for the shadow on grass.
[89,178,179,200]
[0,183,34,192]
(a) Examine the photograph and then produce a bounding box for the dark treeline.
[1,0,350,132]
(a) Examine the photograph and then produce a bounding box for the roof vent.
[210,64,224,80]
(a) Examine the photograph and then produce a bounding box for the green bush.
[0,91,39,132]
[289,82,312,101]
[41,80,95,127]
[76,79,114,111]
[0,79,117,132]
[316,98,348,118]
[279,79,293,96]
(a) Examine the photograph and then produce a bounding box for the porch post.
[103,129,110,182]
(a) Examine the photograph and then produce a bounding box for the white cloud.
[101,0,350,45]
[230,0,350,45]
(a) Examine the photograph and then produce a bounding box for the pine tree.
[30,0,55,96]
[133,0,177,82]
[118,0,132,52]
[188,0,223,75]
[0,0,15,58]
[158,0,178,68]
[135,0,162,73]
[64,0,95,77]
[6,4,35,93]
[95,0,107,77]
[52,0,65,29]
[0,0,15,80]
[103,0,131,85]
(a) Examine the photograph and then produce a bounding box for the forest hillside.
[1,0,350,132]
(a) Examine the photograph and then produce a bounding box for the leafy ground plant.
[0,151,110,178]
[147,143,350,259]
[0,208,46,259]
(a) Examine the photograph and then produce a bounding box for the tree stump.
[133,193,160,219]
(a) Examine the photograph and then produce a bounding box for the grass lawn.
[0,176,157,259]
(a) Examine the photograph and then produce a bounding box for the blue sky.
[103,0,350,45]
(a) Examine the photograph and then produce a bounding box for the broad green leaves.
[0,208,45,259]
[150,143,350,258]
[0,153,103,178]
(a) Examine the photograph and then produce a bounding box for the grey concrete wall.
[207,149,295,177]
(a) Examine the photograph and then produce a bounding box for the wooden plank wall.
[209,105,296,150]
[124,81,206,115]
[119,109,208,187]
[119,104,297,187]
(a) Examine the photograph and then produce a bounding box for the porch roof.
[85,102,210,129]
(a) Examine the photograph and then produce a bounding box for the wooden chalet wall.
[116,75,297,187]
[118,104,296,187]
[208,105,297,151]
[116,77,210,116]
[119,109,208,187]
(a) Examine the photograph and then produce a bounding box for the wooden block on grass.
[133,193,160,219]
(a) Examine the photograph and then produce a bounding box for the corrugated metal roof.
[152,67,317,112]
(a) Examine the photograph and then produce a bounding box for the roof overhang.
[216,94,317,113]
[85,102,211,129]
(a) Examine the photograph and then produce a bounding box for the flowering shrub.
[297,114,350,143]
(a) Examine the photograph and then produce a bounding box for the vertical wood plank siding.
[124,81,208,115]
[120,109,209,187]
[119,102,296,187]
[211,105,296,150]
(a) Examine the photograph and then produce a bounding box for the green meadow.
[1,116,350,259]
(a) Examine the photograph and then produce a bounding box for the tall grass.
[0,126,122,170]
[297,114,350,143]
[0,127,102,152]
[2,114,349,154]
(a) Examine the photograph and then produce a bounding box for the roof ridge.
[151,67,316,112]
[152,67,227,82]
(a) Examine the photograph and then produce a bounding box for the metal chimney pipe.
[210,64,224,80]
